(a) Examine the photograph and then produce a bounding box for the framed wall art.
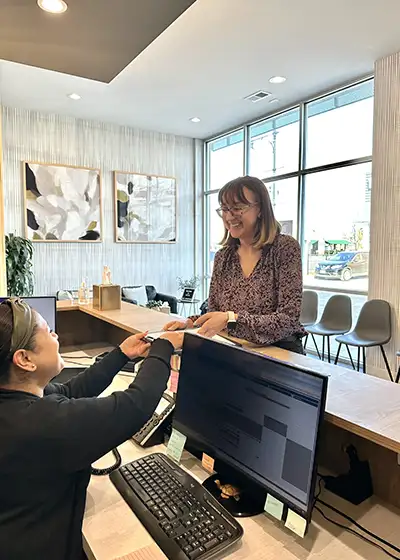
[114,171,177,243]
[23,162,102,242]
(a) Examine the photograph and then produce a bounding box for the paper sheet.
[264,494,284,520]
[113,543,165,560]
[285,509,307,538]
[166,428,187,463]
[201,453,215,473]
[148,329,238,347]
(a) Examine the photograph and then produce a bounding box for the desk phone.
[132,392,175,447]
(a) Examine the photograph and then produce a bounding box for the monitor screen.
[173,334,328,520]
[0,296,57,333]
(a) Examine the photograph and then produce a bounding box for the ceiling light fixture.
[190,117,201,123]
[67,93,81,100]
[37,0,68,14]
[269,76,286,84]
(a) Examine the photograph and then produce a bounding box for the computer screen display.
[173,334,328,520]
[0,296,57,333]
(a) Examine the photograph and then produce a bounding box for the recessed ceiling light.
[37,0,68,14]
[67,93,81,100]
[269,76,286,84]
[190,117,201,123]
[269,99,279,104]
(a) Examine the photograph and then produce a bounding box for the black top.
[0,339,173,560]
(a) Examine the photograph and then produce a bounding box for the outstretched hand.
[194,312,228,338]
[119,332,151,359]
[163,318,194,331]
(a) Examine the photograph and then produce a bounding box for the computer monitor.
[0,296,57,333]
[173,333,328,523]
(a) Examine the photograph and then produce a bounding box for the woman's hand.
[163,318,194,331]
[119,332,151,359]
[194,312,228,338]
[159,331,185,350]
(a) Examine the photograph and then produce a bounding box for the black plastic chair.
[306,294,352,363]
[334,299,393,381]
[300,290,318,349]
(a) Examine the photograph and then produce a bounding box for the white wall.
[368,52,400,378]
[2,107,203,297]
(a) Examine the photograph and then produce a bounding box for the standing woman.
[165,176,305,353]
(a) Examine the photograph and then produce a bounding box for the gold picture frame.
[23,161,102,242]
[114,171,177,244]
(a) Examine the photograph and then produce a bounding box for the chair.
[56,290,74,301]
[300,290,318,349]
[122,285,178,314]
[395,351,400,384]
[306,295,352,363]
[334,299,393,381]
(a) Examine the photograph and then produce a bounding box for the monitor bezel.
[0,295,57,333]
[174,332,328,523]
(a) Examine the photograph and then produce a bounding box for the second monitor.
[173,333,328,524]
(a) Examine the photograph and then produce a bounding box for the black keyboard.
[110,453,243,560]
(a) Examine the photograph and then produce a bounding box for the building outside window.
[204,78,374,359]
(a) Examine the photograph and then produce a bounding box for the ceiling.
[1,0,400,139]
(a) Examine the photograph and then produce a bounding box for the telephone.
[132,392,175,447]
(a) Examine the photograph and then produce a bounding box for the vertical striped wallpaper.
[2,107,203,298]
[368,53,400,376]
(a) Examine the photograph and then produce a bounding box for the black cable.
[314,505,400,560]
[91,448,122,476]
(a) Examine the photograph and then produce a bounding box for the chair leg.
[345,345,356,370]
[304,334,309,349]
[357,347,360,372]
[327,336,331,364]
[362,347,366,374]
[334,343,342,365]
[310,334,321,360]
[322,336,325,362]
[396,366,400,384]
[380,346,394,382]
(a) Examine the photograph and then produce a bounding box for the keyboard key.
[204,537,219,551]
[183,545,193,554]
[162,506,176,521]
[127,479,151,504]
[189,547,206,559]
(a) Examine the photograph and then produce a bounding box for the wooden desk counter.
[83,375,400,560]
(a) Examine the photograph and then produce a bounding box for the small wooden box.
[92,284,121,311]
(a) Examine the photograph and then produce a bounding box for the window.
[265,177,299,238]
[303,162,371,292]
[305,81,374,168]
[249,108,300,179]
[205,192,225,280]
[207,130,244,192]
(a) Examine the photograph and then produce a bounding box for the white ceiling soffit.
[1,0,400,139]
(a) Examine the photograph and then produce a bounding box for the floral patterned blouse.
[208,234,305,345]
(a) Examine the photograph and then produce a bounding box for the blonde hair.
[219,176,281,249]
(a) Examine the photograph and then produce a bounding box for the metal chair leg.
[345,345,356,370]
[327,336,331,364]
[310,334,321,360]
[362,347,366,374]
[380,346,394,382]
[357,347,360,372]
[396,366,400,384]
[334,343,342,365]
[304,334,309,349]
[322,336,325,362]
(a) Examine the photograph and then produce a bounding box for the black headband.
[0,298,36,354]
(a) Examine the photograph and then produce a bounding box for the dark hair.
[218,175,281,249]
[0,303,38,385]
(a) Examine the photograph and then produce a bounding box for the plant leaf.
[117,190,129,203]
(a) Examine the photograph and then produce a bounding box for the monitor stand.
[202,465,267,518]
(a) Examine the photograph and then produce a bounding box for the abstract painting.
[115,171,176,243]
[24,162,102,242]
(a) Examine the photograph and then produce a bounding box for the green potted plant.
[146,300,163,310]
[5,233,34,296]
[177,275,201,292]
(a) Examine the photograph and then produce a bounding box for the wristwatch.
[227,311,237,330]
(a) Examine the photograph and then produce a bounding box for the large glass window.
[265,177,299,238]
[305,81,374,168]
[207,130,244,192]
[249,108,300,179]
[205,192,225,280]
[303,163,371,292]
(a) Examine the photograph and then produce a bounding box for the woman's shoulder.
[214,246,233,261]
[274,233,301,251]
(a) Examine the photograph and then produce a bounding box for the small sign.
[285,509,307,538]
[264,494,284,521]
[167,429,187,464]
[182,288,195,301]
[201,453,215,473]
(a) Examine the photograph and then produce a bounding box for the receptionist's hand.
[194,312,228,338]
[160,331,184,350]
[163,318,194,331]
[120,332,151,359]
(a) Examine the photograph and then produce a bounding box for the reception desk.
[56,301,400,559]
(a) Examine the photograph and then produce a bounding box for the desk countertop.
[83,375,400,560]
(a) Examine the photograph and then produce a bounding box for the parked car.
[314,251,369,281]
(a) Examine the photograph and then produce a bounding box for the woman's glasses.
[216,203,258,218]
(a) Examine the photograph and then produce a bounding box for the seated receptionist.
[0,298,183,560]
[165,175,305,354]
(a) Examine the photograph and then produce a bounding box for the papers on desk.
[148,329,239,347]
[113,543,165,560]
